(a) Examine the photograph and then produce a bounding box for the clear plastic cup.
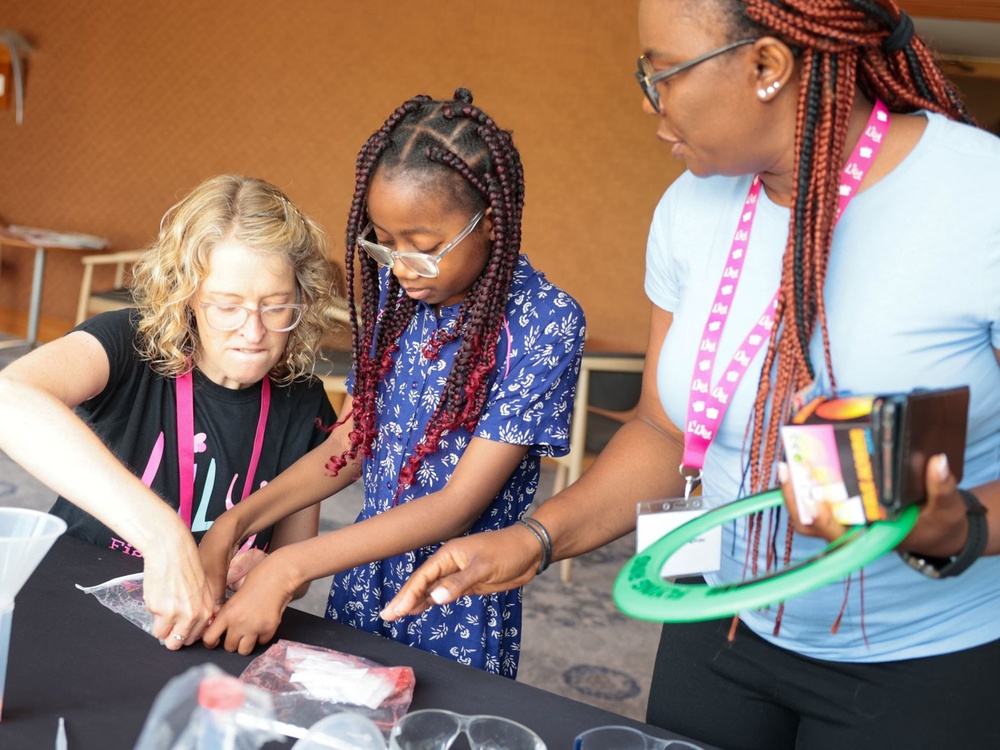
[0,508,67,722]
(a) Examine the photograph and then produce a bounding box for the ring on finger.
[171,633,187,641]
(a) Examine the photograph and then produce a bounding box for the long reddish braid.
[328,89,525,502]
[713,0,975,633]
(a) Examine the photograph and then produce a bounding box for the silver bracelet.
[518,517,552,574]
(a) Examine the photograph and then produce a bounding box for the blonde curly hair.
[131,174,337,384]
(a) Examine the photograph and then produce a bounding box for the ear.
[749,36,797,103]
[483,206,496,243]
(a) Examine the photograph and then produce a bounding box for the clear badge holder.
[635,496,722,579]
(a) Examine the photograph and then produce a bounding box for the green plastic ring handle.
[614,489,919,622]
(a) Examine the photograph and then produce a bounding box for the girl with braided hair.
[385,2,1000,746]
[201,89,585,677]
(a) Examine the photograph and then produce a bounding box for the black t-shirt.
[50,309,336,557]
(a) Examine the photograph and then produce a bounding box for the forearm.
[0,376,192,554]
[222,433,360,543]
[273,487,488,589]
[534,412,687,563]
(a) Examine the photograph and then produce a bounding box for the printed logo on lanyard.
[680,100,891,489]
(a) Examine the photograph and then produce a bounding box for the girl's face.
[190,238,298,389]
[637,0,793,179]
[366,170,492,309]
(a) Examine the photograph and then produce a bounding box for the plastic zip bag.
[76,571,154,635]
[239,639,415,738]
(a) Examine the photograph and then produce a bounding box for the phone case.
[874,386,969,516]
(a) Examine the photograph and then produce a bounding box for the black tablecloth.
[0,535,717,749]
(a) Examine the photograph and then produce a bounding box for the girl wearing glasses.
[385,2,1000,748]
[0,174,338,650]
[200,89,585,677]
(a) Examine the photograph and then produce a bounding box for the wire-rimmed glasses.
[198,302,307,332]
[635,39,757,112]
[358,210,486,278]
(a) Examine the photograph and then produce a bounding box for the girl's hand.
[200,553,297,655]
[199,513,243,609]
[381,524,542,621]
[143,531,215,650]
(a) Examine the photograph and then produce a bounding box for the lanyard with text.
[175,371,271,527]
[680,100,890,497]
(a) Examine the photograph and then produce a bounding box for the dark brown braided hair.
[710,0,975,633]
[327,89,525,503]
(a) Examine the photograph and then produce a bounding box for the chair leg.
[560,557,574,583]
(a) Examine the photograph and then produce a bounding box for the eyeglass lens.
[203,304,303,332]
[389,710,545,750]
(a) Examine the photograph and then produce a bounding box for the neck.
[759,95,875,207]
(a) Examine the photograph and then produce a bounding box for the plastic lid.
[197,676,245,711]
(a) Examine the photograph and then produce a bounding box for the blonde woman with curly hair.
[0,174,339,649]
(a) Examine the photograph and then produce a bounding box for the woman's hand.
[200,551,298,655]
[142,530,216,650]
[226,548,268,592]
[900,454,969,558]
[380,524,542,621]
[777,462,849,542]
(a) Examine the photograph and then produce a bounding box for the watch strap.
[898,490,988,579]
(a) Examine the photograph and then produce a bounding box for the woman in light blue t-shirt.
[384,2,1000,748]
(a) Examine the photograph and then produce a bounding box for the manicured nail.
[778,461,790,485]
[936,454,950,481]
[430,587,450,605]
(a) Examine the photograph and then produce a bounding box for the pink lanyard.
[681,100,890,493]
[175,371,271,527]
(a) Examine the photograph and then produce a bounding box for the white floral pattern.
[327,255,585,678]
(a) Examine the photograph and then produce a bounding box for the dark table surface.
[0,535,718,749]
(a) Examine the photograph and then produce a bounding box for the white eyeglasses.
[198,302,307,332]
[358,210,485,278]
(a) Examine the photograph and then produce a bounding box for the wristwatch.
[898,490,988,579]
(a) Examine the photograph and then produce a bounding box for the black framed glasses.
[358,210,486,279]
[635,39,757,112]
[198,302,307,332]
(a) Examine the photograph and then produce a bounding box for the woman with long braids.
[200,89,585,677]
[384,2,1000,746]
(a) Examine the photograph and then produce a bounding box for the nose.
[238,310,267,342]
[389,259,420,282]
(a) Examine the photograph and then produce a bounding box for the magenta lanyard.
[680,100,890,494]
[175,371,271,527]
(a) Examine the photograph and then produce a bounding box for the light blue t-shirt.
[645,111,1000,662]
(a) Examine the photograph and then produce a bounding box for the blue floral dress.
[326,255,585,678]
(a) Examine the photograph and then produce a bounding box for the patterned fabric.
[327,255,585,678]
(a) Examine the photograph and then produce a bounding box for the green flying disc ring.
[613,489,919,623]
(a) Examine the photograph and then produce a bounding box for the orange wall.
[0,1,684,352]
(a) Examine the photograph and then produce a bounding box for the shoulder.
[506,255,584,322]
[915,112,1000,171]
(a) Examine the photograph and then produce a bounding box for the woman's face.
[190,238,298,389]
[637,0,786,178]
[365,170,492,309]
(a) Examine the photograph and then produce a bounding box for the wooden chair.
[75,249,145,324]
[549,351,645,582]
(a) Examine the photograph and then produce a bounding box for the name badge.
[636,497,722,578]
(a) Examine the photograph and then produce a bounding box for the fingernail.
[778,462,789,485]
[937,454,950,481]
[430,587,449,605]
